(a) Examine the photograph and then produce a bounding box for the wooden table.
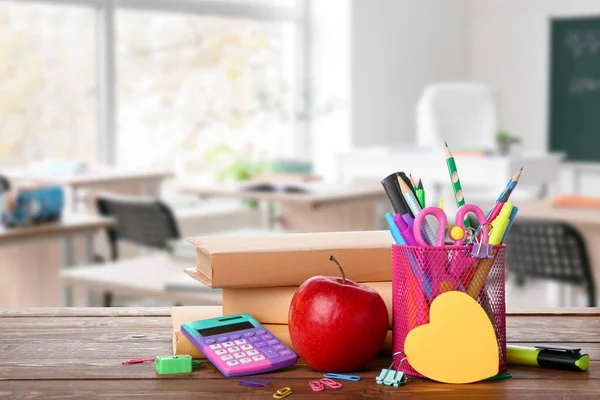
[59,254,222,307]
[0,214,115,307]
[1,307,598,399]
[4,166,174,211]
[179,180,387,231]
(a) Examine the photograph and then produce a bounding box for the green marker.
[444,142,470,229]
[416,179,425,208]
[507,345,589,372]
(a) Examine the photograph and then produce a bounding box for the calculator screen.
[197,321,254,337]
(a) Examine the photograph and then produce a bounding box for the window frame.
[11,0,310,166]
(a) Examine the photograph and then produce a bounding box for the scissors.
[413,204,490,298]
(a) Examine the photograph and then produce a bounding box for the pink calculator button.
[205,339,216,345]
[244,332,255,337]
[249,336,261,342]
[218,336,229,342]
[247,350,259,356]
[255,342,267,348]
[230,334,241,340]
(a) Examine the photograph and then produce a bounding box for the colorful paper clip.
[273,387,292,399]
[320,378,342,388]
[376,352,408,387]
[310,381,324,392]
[238,378,271,387]
[324,373,361,381]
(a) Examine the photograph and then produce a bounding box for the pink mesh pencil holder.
[391,243,507,377]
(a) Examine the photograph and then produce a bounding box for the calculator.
[181,313,297,377]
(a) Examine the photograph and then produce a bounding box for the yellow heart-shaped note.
[404,291,499,384]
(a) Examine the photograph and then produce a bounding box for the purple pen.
[394,214,418,246]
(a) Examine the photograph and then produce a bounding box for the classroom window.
[115,10,298,181]
[0,1,97,167]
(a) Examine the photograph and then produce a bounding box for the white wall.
[351,0,472,147]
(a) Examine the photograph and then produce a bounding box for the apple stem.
[329,255,346,284]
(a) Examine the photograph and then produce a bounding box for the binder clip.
[471,242,493,259]
[376,352,408,387]
[470,224,493,259]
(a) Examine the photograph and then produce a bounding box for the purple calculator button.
[255,341,267,348]
[263,347,280,359]
[249,336,261,343]
[205,339,216,345]
[218,336,228,342]
[257,330,267,335]
[261,334,273,340]
[279,350,293,356]
[244,331,255,337]
[273,344,285,351]
[267,339,279,345]
[230,334,241,340]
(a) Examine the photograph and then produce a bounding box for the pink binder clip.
[320,378,342,388]
[310,380,324,392]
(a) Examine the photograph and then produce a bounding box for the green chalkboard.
[550,17,600,162]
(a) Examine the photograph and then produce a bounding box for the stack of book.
[172,230,395,358]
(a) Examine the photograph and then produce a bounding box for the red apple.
[288,255,389,372]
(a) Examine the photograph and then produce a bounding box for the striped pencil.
[445,142,470,229]
[398,177,437,246]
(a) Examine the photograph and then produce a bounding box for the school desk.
[337,148,563,202]
[178,180,387,231]
[59,254,222,307]
[3,166,173,211]
[508,199,600,306]
[0,307,597,399]
[0,214,115,308]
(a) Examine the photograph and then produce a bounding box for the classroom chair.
[95,194,181,306]
[505,219,596,307]
[416,82,498,152]
[0,175,11,193]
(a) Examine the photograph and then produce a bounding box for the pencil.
[445,142,470,229]
[398,177,437,246]
[409,174,417,191]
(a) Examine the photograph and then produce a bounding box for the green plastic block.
[156,355,193,375]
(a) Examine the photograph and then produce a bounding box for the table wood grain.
[1,308,599,399]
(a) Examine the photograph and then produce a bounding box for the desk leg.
[61,236,74,307]
[259,201,274,230]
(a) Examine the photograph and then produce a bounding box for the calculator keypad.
[204,329,295,373]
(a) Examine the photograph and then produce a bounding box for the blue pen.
[501,206,519,242]
[386,212,406,245]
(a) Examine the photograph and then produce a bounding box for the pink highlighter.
[393,214,418,246]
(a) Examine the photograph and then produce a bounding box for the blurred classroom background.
[0,0,598,309]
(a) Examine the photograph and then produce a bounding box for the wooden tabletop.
[0,308,598,399]
[0,214,115,245]
[4,167,174,188]
[178,181,386,208]
[59,255,222,306]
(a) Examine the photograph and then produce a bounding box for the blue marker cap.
[385,212,406,245]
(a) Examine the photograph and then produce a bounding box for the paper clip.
[238,378,271,387]
[273,387,292,399]
[309,381,324,392]
[376,352,408,387]
[320,378,342,388]
[324,373,361,381]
